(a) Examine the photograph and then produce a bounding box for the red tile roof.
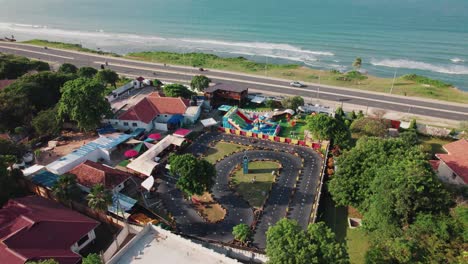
[136,76,145,82]
[69,160,131,190]
[0,79,15,90]
[429,160,440,171]
[0,196,99,264]
[118,92,190,123]
[0,133,11,141]
[437,139,468,184]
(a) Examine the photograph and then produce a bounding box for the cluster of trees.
[306,113,351,149]
[281,96,305,111]
[0,139,27,206]
[163,84,195,99]
[266,219,349,264]
[0,53,50,79]
[26,253,103,264]
[168,154,216,196]
[328,136,466,262]
[190,75,211,92]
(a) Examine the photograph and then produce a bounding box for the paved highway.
[1,42,467,121]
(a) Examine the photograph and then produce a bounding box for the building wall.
[70,229,96,252]
[437,161,465,185]
[154,122,168,131]
[106,119,153,132]
[184,105,202,124]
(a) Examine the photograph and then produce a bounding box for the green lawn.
[278,119,307,139]
[419,135,454,158]
[231,161,279,208]
[204,142,249,164]
[318,191,370,264]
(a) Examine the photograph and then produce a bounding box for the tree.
[0,89,33,130]
[306,114,351,148]
[281,96,304,110]
[82,253,103,264]
[352,57,362,70]
[232,223,251,244]
[265,99,277,110]
[266,219,349,264]
[57,78,111,131]
[58,63,78,74]
[357,110,365,119]
[350,117,388,137]
[87,184,112,213]
[163,84,195,99]
[32,108,61,136]
[169,154,216,196]
[409,118,417,130]
[26,259,59,264]
[335,107,345,120]
[399,130,419,146]
[78,67,98,78]
[0,139,26,159]
[350,110,357,120]
[52,174,80,203]
[95,69,119,88]
[190,75,211,92]
[0,53,49,79]
[0,157,25,206]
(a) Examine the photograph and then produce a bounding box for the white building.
[432,139,467,185]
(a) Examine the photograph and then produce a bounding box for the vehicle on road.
[290,81,306,87]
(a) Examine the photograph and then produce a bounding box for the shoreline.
[15,39,468,104]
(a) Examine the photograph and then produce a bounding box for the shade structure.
[124,149,139,158]
[133,142,147,153]
[173,128,191,138]
[148,133,162,140]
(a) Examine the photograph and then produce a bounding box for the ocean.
[0,0,467,90]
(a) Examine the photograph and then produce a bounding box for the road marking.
[0,46,75,60]
[109,64,468,116]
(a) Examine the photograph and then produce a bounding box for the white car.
[290,81,306,87]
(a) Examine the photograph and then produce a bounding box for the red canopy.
[148,133,162,140]
[174,128,191,138]
[124,149,139,158]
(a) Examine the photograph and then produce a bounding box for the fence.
[310,142,330,224]
[101,224,140,262]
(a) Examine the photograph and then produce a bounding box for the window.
[164,115,168,117]
[76,233,89,247]
[132,123,138,127]
[123,122,129,126]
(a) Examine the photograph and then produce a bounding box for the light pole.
[390,69,397,94]
[265,56,268,77]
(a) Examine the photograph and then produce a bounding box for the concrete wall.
[437,161,465,185]
[106,119,153,132]
[154,122,168,131]
[71,229,96,253]
[184,105,202,124]
[102,224,131,262]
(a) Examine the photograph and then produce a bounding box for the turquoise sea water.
[0,0,467,90]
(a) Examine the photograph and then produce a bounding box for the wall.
[71,229,96,252]
[102,224,132,262]
[106,119,153,132]
[184,105,202,123]
[154,122,168,131]
[437,161,465,185]
[107,224,152,264]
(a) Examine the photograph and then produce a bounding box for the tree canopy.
[349,117,388,137]
[163,84,195,99]
[0,53,50,79]
[306,113,351,149]
[232,223,251,244]
[352,57,362,69]
[0,157,25,207]
[52,174,81,203]
[82,253,103,264]
[87,184,112,212]
[26,259,59,264]
[190,75,211,92]
[168,154,216,196]
[95,69,119,88]
[266,219,349,264]
[281,96,304,111]
[32,107,61,136]
[78,67,98,78]
[57,78,111,131]
[58,63,78,74]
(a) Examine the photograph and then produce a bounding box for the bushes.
[403,74,452,88]
[350,117,388,137]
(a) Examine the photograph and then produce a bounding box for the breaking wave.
[370,58,468,75]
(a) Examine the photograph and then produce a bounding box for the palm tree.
[87,184,112,213]
[352,57,362,70]
[52,174,79,204]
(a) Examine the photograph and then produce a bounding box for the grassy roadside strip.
[21,39,468,104]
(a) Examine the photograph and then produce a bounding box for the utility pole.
[390,69,397,94]
[265,56,268,77]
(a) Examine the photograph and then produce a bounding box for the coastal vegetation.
[20,40,468,103]
[22,39,120,57]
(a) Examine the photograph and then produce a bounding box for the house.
[106,92,202,131]
[204,83,248,108]
[432,139,468,185]
[69,160,131,193]
[107,224,240,264]
[0,196,99,264]
[46,133,132,175]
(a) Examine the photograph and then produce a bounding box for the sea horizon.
[0,0,467,90]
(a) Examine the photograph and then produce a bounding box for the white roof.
[22,164,45,177]
[201,118,218,127]
[127,135,185,176]
[108,225,239,264]
[251,96,266,104]
[141,176,155,192]
[400,121,410,129]
[185,105,201,116]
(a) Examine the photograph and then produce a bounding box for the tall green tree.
[52,174,80,204]
[87,184,112,212]
[32,107,61,136]
[350,117,388,137]
[0,53,49,79]
[169,154,216,196]
[26,259,59,264]
[232,223,251,244]
[352,57,362,70]
[190,75,211,92]
[0,157,25,206]
[163,84,195,99]
[95,69,119,88]
[58,63,78,74]
[82,253,103,264]
[281,96,304,110]
[266,219,349,264]
[57,78,111,131]
[306,113,351,148]
[0,90,33,130]
[78,67,98,78]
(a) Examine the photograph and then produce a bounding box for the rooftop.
[0,79,16,90]
[0,196,99,264]
[69,160,132,190]
[205,83,247,93]
[437,139,468,184]
[108,225,239,264]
